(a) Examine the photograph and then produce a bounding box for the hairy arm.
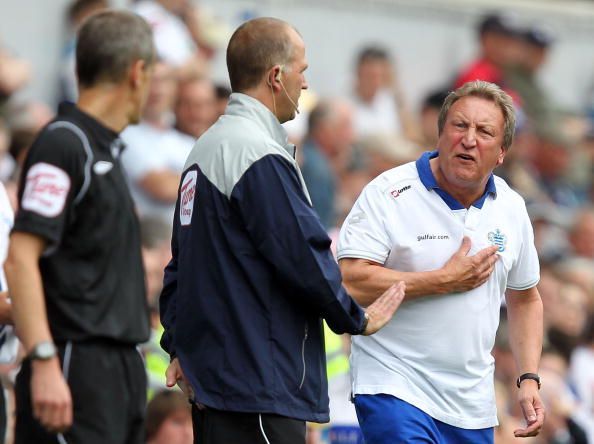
[5,231,72,432]
[138,170,181,203]
[340,237,499,307]
[506,286,545,438]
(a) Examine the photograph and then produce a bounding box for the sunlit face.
[149,409,193,444]
[277,29,308,123]
[145,62,178,117]
[356,59,387,102]
[436,96,506,192]
[175,80,217,138]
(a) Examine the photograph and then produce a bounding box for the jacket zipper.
[299,323,309,390]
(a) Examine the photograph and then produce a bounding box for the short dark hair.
[422,89,449,112]
[357,45,389,66]
[76,10,155,88]
[307,100,334,136]
[226,17,296,92]
[68,0,108,24]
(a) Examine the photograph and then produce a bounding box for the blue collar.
[415,150,497,210]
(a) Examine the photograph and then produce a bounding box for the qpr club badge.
[488,229,507,252]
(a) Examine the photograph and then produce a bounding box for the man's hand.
[440,237,499,293]
[514,381,545,438]
[31,358,72,433]
[166,357,194,401]
[362,281,405,335]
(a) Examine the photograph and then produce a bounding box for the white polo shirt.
[337,151,539,429]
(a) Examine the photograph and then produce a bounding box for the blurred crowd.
[1,1,594,443]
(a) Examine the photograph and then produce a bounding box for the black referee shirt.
[13,102,150,345]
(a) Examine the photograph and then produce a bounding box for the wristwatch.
[28,341,58,361]
[516,373,541,390]
[360,311,370,335]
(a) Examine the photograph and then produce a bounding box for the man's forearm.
[340,259,448,307]
[5,234,53,352]
[506,287,543,374]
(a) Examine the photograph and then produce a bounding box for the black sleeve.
[13,124,87,248]
[232,154,366,335]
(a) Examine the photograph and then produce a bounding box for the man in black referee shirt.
[5,11,155,444]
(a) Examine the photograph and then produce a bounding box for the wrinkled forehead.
[448,96,504,124]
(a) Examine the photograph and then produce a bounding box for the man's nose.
[462,127,477,148]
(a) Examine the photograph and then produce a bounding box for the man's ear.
[130,59,147,88]
[266,65,282,90]
[496,146,506,166]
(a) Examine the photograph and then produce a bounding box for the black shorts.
[192,404,306,444]
[15,341,146,444]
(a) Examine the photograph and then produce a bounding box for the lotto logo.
[180,171,197,226]
[390,185,411,199]
[22,163,71,218]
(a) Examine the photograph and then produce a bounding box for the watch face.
[32,342,57,360]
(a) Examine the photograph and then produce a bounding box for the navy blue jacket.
[160,93,366,422]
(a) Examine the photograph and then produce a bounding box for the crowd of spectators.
[1,1,594,443]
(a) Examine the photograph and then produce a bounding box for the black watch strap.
[360,311,370,335]
[516,372,541,389]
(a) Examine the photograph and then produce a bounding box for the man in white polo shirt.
[338,80,544,443]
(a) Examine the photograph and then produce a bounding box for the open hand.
[363,281,405,335]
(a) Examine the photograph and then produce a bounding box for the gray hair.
[76,10,155,88]
[438,80,516,150]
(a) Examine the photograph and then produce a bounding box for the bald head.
[226,17,299,92]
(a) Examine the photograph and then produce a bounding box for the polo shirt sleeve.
[13,125,87,249]
[506,199,540,290]
[337,181,393,264]
[232,154,366,335]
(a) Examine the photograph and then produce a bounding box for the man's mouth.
[456,153,475,162]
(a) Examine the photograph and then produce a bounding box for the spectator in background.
[132,0,211,77]
[0,44,31,117]
[527,129,585,208]
[454,13,523,94]
[567,207,594,259]
[358,133,419,185]
[351,45,420,142]
[0,119,13,183]
[6,11,154,442]
[419,89,449,149]
[121,61,194,225]
[537,348,589,444]
[214,83,231,117]
[174,75,217,140]
[146,390,193,444]
[0,178,15,444]
[504,24,557,132]
[301,98,356,229]
[569,317,594,444]
[139,216,173,397]
[58,0,109,103]
[546,282,589,362]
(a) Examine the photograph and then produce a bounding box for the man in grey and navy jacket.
[159,17,405,444]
